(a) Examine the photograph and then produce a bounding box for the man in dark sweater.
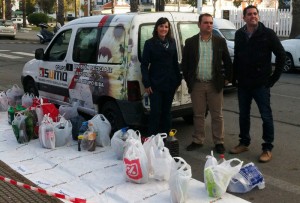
[230,5,286,163]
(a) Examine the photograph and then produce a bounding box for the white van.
[21,12,235,132]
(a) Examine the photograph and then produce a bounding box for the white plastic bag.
[0,91,9,111]
[228,162,265,193]
[111,127,130,160]
[59,105,79,120]
[123,136,149,184]
[6,84,24,106]
[169,157,192,203]
[54,116,72,147]
[21,93,34,108]
[150,145,173,181]
[39,114,55,149]
[143,133,172,180]
[89,114,111,147]
[204,154,243,198]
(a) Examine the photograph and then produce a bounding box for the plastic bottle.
[78,121,88,139]
[217,154,225,164]
[143,93,150,107]
[120,127,129,141]
[165,129,179,157]
[87,122,97,151]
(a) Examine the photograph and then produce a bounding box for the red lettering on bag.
[124,158,143,180]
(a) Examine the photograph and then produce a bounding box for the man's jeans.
[238,86,274,151]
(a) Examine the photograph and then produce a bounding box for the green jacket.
[182,34,233,93]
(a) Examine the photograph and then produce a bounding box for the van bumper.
[116,101,193,127]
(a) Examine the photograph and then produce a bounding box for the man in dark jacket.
[182,13,232,154]
[229,5,286,163]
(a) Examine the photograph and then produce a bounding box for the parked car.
[0,19,16,39]
[272,35,300,72]
[11,17,29,26]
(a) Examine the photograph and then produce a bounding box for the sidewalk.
[15,28,39,42]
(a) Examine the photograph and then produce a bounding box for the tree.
[37,0,56,14]
[130,0,138,12]
[5,0,12,19]
[233,0,242,8]
[290,0,300,38]
[57,0,64,26]
[26,0,36,14]
[186,0,207,12]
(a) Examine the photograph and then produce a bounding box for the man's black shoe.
[215,144,226,154]
[186,142,203,151]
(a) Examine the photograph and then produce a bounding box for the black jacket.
[233,22,286,88]
[141,37,181,92]
[182,34,233,93]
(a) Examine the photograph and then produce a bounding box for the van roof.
[65,12,236,29]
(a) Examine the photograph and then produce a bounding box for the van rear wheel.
[101,101,126,136]
[24,79,39,96]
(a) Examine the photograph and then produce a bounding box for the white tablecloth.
[0,112,250,203]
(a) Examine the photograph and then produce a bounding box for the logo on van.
[39,67,68,82]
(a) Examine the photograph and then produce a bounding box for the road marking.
[272,93,300,100]
[12,52,35,57]
[0,50,10,52]
[0,53,23,59]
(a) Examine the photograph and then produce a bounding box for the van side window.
[177,22,199,50]
[138,24,154,60]
[212,29,222,37]
[45,29,72,61]
[98,26,125,64]
[73,27,99,63]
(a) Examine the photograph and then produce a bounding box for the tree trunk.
[290,0,300,38]
[130,0,138,12]
[57,0,64,26]
[5,0,11,20]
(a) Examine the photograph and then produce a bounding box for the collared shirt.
[197,35,213,81]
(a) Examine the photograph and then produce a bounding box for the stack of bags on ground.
[0,84,112,150]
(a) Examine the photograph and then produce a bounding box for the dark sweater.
[233,22,286,88]
[141,37,181,92]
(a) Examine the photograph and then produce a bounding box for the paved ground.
[15,29,40,42]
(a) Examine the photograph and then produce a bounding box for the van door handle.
[66,63,73,71]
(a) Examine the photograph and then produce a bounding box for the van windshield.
[219,29,236,41]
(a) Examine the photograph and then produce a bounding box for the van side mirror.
[35,48,44,60]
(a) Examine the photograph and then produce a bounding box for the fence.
[222,9,292,37]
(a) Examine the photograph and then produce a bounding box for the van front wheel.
[101,101,126,136]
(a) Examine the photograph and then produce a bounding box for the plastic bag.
[36,103,59,124]
[23,109,39,139]
[123,136,149,184]
[80,122,97,152]
[89,114,111,147]
[39,114,56,149]
[143,133,172,180]
[70,115,86,140]
[0,91,9,111]
[150,144,173,181]
[21,93,34,108]
[228,162,265,193]
[204,152,243,198]
[59,105,79,120]
[6,84,24,106]
[54,116,72,147]
[11,113,29,144]
[169,157,192,203]
[111,127,130,160]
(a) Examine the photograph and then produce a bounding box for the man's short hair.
[243,5,259,17]
[198,13,213,23]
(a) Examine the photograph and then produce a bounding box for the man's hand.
[145,87,153,94]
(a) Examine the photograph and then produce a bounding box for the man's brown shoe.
[229,144,249,154]
[259,151,272,163]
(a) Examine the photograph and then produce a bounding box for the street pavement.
[15,28,40,42]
